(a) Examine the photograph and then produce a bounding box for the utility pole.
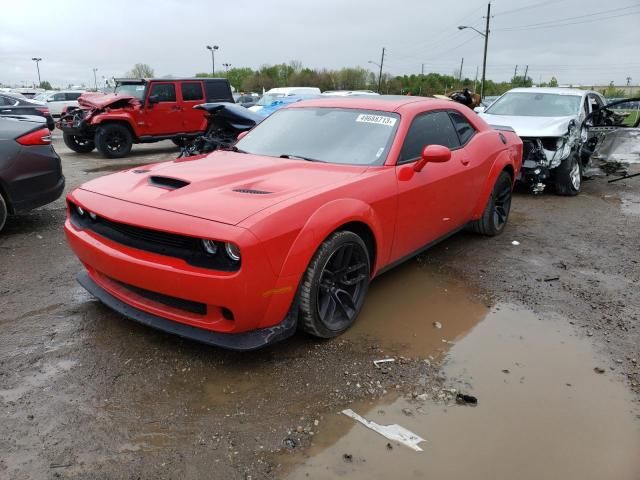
[513,64,518,83]
[31,57,42,87]
[92,68,98,91]
[459,57,464,84]
[523,65,529,86]
[378,47,385,94]
[419,63,425,96]
[480,2,491,99]
[474,66,479,92]
[627,76,632,87]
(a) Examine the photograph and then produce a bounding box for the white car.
[36,90,86,117]
[248,87,321,113]
[479,87,606,195]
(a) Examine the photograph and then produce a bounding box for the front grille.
[69,202,240,271]
[115,279,207,315]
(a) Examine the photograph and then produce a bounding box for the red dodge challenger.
[65,97,522,350]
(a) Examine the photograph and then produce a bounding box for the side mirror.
[236,131,249,141]
[414,145,451,172]
[148,95,159,105]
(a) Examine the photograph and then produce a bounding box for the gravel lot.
[1,136,639,479]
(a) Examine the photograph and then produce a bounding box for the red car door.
[179,81,207,133]
[142,82,183,135]
[391,110,475,261]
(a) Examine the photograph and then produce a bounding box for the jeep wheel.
[300,231,370,338]
[554,151,582,196]
[469,171,513,236]
[95,124,133,159]
[63,133,95,153]
[0,194,8,233]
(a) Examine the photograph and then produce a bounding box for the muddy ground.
[1,136,639,479]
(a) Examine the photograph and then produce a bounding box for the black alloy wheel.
[95,124,133,159]
[300,231,371,338]
[493,177,512,230]
[63,133,95,153]
[469,171,513,236]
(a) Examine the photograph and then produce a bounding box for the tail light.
[16,127,52,146]
[35,107,50,115]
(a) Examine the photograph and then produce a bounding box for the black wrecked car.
[0,93,55,130]
[0,115,65,232]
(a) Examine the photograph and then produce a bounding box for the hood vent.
[148,176,190,190]
[232,188,272,195]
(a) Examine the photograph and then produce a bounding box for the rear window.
[449,111,475,145]
[65,92,82,101]
[204,80,232,102]
[181,82,203,101]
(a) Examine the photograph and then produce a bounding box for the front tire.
[300,231,371,338]
[469,171,513,236]
[95,123,133,159]
[0,194,7,233]
[554,151,582,196]
[63,133,95,153]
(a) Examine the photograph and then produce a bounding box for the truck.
[58,78,234,158]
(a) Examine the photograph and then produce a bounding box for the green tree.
[548,76,559,87]
[126,63,154,78]
[39,80,52,90]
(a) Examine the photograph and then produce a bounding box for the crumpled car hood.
[78,93,140,110]
[79,150,368,226]
[480,113,576,137]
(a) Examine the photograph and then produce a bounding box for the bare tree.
[126,63,155,78]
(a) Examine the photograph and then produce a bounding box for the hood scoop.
[232,188,272,195]
[148,176,190,190]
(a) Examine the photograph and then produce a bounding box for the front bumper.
[64,189,300,347]
[77,271,297,351]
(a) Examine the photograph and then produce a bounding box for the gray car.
[480,87,606,195]
[0,115,65,232]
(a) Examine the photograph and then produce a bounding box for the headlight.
[225,242,241,262]
[76,205,85,216]
[202,239,219,255]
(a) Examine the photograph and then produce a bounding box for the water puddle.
[0,359,77,402]
[280,304,640,479]
[344,261,488,357]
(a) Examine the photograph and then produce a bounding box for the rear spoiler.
[490,124,516,133]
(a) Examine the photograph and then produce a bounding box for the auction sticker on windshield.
[356,114,397,126]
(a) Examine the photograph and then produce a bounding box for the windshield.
[114,83,146,99]
[486,92,582,117]
[236,107,399,166]
[256,93,285,106]
[33,93,50,101]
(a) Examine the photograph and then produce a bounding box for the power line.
[493,0,566,16]
[495,4,640,31]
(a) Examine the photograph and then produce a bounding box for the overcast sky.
[1,0,639,88]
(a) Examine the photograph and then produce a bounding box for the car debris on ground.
[341,409,426,452]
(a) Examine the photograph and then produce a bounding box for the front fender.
[279,198,384,278]
[89,113,138,136]
[471,149,519,219]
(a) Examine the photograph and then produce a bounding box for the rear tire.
[469,171,513,236]
[0,194,8,233]
[554,151,582,196]
[300,231,370,338]
[95,123,133,159]
[63,133,95,153]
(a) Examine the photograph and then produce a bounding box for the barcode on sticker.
[356,114,397,126]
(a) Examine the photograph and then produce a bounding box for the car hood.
[80,150,368,226]
[479,113,577,137]
[78,92,140,110]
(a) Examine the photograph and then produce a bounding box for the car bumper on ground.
[64,190,300,349]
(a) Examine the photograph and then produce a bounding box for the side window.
[181,82,204,101]
[149,83,176,102]
[399,111,461,163]
[52,92,66,101]
[65,92,82,101]
[204,80,232,101]
[0,95,16,106]
[448,111,476,145]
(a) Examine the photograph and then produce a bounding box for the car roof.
[507,87,592,97]
[286,95,457,113]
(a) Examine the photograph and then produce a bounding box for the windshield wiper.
[231,145,248,154]
[279,153,323,162]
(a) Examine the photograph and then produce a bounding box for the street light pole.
[458,2,491,99]
[93,68,98,91]
[31,57,42,87]
[206,45,219,76]
[368,47,386,94]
